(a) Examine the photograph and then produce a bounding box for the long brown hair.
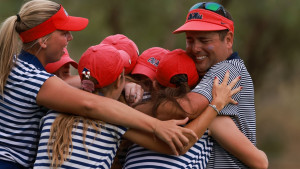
[151,74,193,117]
[0,0,59,95]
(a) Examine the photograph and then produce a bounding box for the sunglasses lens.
[205,2,221,11]
[189,2,204,11]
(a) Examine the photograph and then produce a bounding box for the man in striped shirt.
[170,2,268,168]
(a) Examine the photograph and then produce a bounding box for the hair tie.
[16,14,21,22]
[81,80,95,93]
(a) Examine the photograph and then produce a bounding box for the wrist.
[210,100,224,111]
[208,103,220,114]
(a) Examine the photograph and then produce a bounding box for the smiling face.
[185,31,233,77]
[44,30,73,64]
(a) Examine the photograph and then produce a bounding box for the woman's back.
[34,111,127,169]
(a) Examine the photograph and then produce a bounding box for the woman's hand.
[124,82,144,106]
[153,117,198,156]
[211,71,242,111]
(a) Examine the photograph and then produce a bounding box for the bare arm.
[36,76,197,155]
[63,75,81,88]
[155,72,268,166]
[156,92,209,121]
[124,72,242,155]
[209,116,269,169]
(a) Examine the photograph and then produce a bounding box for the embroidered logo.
[147,57,160,67]
[188,12,203,20]
[82,67,91,79]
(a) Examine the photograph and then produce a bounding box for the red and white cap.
[100,34,139,74]
[173,9,234,34]
[131,47,169,81]
[45,48,78,73]
[78,44,127,88]
[19,5,89,43]
[156,49,199,88]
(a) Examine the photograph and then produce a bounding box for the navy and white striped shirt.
[0,50,53,168]
[192,52,256,168]
[124,130,213,169]
[34,111,128,169]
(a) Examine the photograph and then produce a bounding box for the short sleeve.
[192,62,241,116]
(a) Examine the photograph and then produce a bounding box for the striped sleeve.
[192,62,241,116]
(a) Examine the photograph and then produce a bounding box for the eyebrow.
[186,36,210,40]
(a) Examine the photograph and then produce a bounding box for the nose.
[66,31,73,41]
[192,40,203,53]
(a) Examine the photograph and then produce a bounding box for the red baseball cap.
[45,48,78,73]
[19,5,89,43]
[156,49,199,88]
[131,47,169,81]
[173,9,234,34]
[78,44,126,88]
[100,34,139,74]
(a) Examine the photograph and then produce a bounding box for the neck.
[25,48,47,67]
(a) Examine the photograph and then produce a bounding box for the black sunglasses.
[189,2,227,18]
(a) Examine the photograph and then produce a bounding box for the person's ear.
[38,38,47,48]
[152,80,159,91]
[114,74,122,89]
[225,31,234,49]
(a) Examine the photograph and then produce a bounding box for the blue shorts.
[0,160,25,169]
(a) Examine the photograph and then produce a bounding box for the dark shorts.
[0,159,25,169]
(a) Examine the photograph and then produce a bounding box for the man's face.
[185,31,231,77]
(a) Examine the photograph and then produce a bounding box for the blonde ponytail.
[0,16,21,95]
[48,114,103,168]
[0,0,60,95]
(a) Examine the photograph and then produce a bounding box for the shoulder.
[14,59,53,81]
[206,59,244,82]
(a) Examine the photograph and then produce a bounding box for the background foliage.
[1,0,299,168]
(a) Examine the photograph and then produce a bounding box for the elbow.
[258,151,269,169]
[252,161,268,169]
[259,158,269,169]
[251,161,268,169]
[250,151,269,169]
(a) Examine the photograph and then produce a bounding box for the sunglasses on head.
[189,2,227,18]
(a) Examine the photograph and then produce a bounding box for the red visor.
[19,5,88,43]
[173,9,234,34]
[45,48,78,73]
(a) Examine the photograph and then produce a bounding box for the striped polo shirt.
[0,50,53,168]
[192,52,256,168]
[34,111,128,169]
[124,130,213,169]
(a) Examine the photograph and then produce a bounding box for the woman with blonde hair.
[0,0,198,168]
